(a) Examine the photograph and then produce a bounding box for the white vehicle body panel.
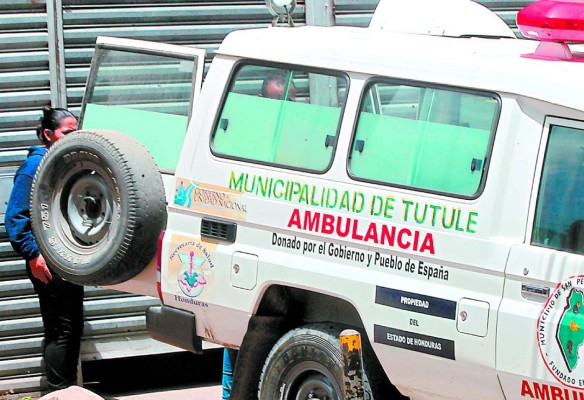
[160,26,584,399]
[82,6,584,399]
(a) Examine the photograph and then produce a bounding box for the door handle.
[521,283,550,298]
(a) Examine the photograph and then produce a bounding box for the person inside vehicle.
[5,106,84,392]
[260,72,297,101]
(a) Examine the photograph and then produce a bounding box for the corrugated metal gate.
[0,0,530,394]
[61,0,307,112]
[1,1,54,394]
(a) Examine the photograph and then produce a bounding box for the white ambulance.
[28,0,584,398]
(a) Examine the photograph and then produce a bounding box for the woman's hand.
[30,254,53,283]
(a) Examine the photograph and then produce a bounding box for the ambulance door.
[79,36,206,297]
[498,117,584,399]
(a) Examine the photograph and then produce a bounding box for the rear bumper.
[146,305,203,354]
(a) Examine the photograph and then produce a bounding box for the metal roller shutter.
[0,1,50,167]
[333,0,378,27]
[62,1,306,111]
[0,0,51,394]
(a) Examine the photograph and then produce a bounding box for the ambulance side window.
[211,64,348,172]
[350,81,499,197]
[532,125,584,254]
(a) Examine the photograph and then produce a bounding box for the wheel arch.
[266,285,365,327]
[229,284,404,399]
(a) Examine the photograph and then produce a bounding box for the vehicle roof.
[216,26,584,112]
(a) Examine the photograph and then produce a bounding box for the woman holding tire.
[5,106,84,392]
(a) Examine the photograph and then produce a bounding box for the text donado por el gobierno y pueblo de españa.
[270,231,450,282]
[229,171,479,257]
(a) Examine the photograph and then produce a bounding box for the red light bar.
[517,0,584,42]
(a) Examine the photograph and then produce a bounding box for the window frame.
[79,36,206,174]
[530,116,584,254]
[209,59,350,175]
[347,77,501,200]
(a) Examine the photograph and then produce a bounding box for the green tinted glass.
[212,65,348,172]
[82,49,195,170]
[350,83,498,197]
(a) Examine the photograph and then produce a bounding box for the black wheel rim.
[280,361,342,400]
[54,163,118,251]
[65,171,113,245]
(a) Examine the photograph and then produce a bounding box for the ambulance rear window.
[349,81,499,197]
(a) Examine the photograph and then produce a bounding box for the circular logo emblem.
[538,276,584,389]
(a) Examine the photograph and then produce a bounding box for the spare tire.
[30,129,167,285]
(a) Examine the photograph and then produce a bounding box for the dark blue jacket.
[5,146,46,261]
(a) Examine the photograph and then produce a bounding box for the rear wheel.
[258,323,373,400]
[30,129,167,285]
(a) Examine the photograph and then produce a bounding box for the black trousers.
[28,266,84,392]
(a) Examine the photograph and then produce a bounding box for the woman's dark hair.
[36,106,76,145]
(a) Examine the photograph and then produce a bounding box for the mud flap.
[146,306,202,354]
